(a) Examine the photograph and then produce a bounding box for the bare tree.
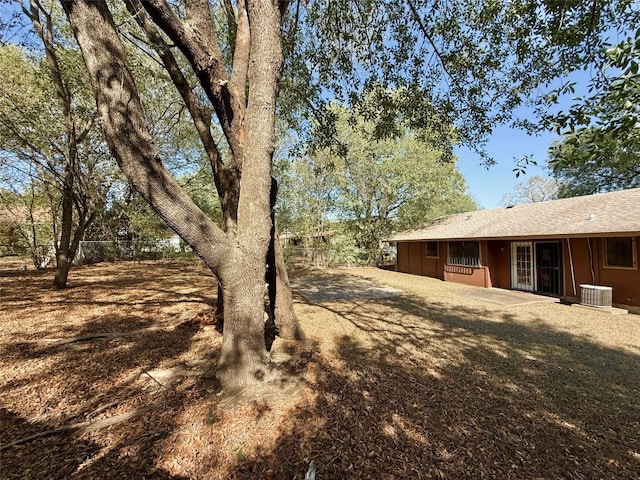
[500,176,560,207]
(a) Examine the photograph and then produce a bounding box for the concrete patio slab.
[571,303,628,315]
[463,288,560,306]
[292,273,403,303]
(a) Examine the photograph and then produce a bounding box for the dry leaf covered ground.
[1,259,639,479]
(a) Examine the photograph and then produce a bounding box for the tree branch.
[60,0,233,273]
[23,1,72,117]
[142,0,245,161]
[406,0,453,82]
[229,0,249,111]
[124,0,240,232]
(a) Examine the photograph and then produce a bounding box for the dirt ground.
[1,260,639,479]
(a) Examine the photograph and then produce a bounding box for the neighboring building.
[387,188,640,308]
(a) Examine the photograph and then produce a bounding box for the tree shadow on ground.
[0,408,190,479]
[1,260,309,479]
[0,261,216,346]
[2,264,638,478]
[1,308,216,478]
[0,261,216,312]
[229,292,640,479]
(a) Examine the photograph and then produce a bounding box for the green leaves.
[552,26,640,135]
[282,0,636,158]
[547,26,640,196]
[548,125,640,197]
[276,104,476,263]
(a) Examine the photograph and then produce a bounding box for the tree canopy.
[548,29,640,196]
[277,104,476,263]
[283,0,638,162]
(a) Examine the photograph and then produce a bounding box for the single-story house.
[386,188,640,308]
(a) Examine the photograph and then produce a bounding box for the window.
[448,241,481,267]
[604,237,637,269]
[425,241,439,257]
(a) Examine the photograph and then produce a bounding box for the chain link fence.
[0,243,55,270]
[76,240,197,264]
[0,240,197,271]
[2,240,397,270]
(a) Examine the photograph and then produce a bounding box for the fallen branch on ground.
[0,405,156,452]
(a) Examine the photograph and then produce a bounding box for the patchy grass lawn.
[1,261,638,479]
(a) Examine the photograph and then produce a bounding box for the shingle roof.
[387,188,640,242]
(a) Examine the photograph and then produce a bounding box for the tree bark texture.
[215,254,271,387]
[60,0,231,271]
[273,225,303,340]
[61,0,286,388]
[128,0,297,336]
[123,0,241,235]
[216,0,284,384]
[136,0,297,338]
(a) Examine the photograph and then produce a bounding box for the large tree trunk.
[273,226,303,340]
[61,0,230,269]
[61,0,283,390]
[217,0,283,382]
[123,0,277,334]
[139,0,297,343]
[216,253,270,387]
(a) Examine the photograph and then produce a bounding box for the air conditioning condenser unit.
[580,284,613,308]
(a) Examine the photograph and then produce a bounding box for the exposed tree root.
[141,366,206,388]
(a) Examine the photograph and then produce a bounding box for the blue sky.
[455,127,558,210]
[454,24,628,210]
[0,3,607,213]
[454,65,595,210]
